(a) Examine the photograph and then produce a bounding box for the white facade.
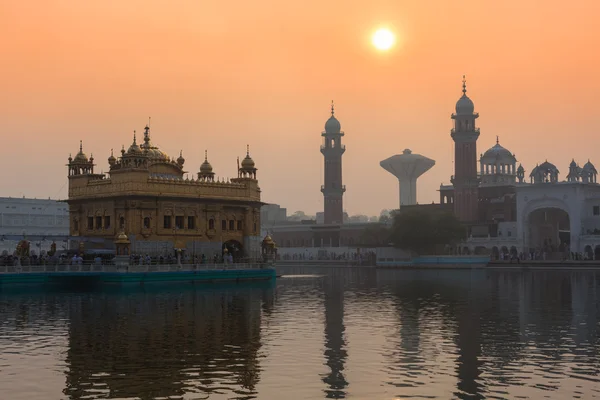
[0,197,69,254]
[465,176,600,257]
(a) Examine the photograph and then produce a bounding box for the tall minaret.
[321,101,346,225]
[450,76,480,222]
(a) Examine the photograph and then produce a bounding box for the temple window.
[87,217,93,230]
[143,217,150,229]
[187,216,195,230]
[229,220,235,230]
[208,218,215,230]
[163,215,171,229]
[237,220,243,230]
[104,216,111,229]
[175,216,184,230]
[222,219,227,230]
[95,216,102,229]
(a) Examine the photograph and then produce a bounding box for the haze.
[1,0,599,216]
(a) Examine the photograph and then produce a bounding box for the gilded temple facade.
[66,125,262,259]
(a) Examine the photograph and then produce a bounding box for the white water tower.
[380,149,435,208]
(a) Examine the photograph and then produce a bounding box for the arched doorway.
[223,240,244,262]
[491,246,500,260]
[510,246,518,257]
[526,207,570,259]
[594,245,600,261]
[584,245,593,260]
[474,246,488,255]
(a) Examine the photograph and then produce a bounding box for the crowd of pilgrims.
[280,250,376,265]
[0,250,247,267]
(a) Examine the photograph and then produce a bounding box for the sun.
[372,28,395,51]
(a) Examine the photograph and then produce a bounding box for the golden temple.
[66,124,262,259]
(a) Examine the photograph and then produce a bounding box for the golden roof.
[114,231,130,244]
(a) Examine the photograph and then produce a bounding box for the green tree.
[358,224,390,246]
[389,209,466,255]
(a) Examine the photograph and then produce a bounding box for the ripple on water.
[0,268,599,399]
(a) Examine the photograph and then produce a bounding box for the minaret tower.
[450,76,480,222]
[320,101,346,224]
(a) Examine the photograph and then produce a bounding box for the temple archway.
[223,240,244,261]
[526,207,570,258]
[491,246,500,260]
[584,245,594,260]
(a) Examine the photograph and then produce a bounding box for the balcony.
[321,185,346,192]
[320,144,346,151]
[450,127,481,135]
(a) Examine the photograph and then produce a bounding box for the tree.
[389,209,466,255]
[358,224,390,246]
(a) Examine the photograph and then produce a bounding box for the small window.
[95,216,102,229]
[237,220,243,230]
[229,220,235,230]
[594,206,600,216]
[222,219,227,230]
[208,219,215,230]
[175,216,184,230]
[87,217,94,230]
[163,215,172,229]
[143,217,150,229]
[187,216,195,230]
[104,216,111,229]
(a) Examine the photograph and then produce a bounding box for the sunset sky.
[1,0,599,216]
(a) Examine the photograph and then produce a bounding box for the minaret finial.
[246,144,250,156]
[462,75,467,95]
[331,100,335,116]
[133,130,137,144]
[79,140,83,152]
[111,148,114,156]
[204,150,208,161]
[496,135,499,145]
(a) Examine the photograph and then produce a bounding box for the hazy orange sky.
[1,0,599,216]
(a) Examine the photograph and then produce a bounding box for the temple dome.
[127,134,142,154]
[73,141,88,162]
[583,160,597,173]
[481,140,516,163]
[241,154,255,169]
[200,151,213,174]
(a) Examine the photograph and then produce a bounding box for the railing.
[0,263,268,274]
[320,185,346,191]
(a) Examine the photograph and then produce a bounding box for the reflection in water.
[0,269,598,399]
[321,271,348,398]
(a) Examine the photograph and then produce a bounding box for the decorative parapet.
[69,175,260,202]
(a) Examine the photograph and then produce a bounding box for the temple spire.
[205,150,208,161]
[246,144,250,156]
[331,100,335,116]
[496,135,499,145]
[462,75,467,95]
[79,140,83,152]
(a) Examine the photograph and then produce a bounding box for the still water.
[0,267,599,399]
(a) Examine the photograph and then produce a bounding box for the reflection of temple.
[63,286,267,399]
[321,271,348,398]
[66,125,263,258]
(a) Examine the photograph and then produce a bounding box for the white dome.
[481,142,516,163]
[325,115,341,134]
[455,95,474,115]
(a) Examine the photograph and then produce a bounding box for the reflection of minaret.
[397,300,421,364]
[322,277,348,398]
[454,306,483,399]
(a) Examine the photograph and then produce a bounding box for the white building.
[0,197,69,254]
[465,158,600,258]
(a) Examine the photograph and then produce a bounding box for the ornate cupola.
[108,149,116,166]
[198,150,215,182]
[67,140,95,176]
[238,145,257,179]
[115,132,149,170]
[567,159,581,182]
[516,164,525,183]
[177,150,185,167]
